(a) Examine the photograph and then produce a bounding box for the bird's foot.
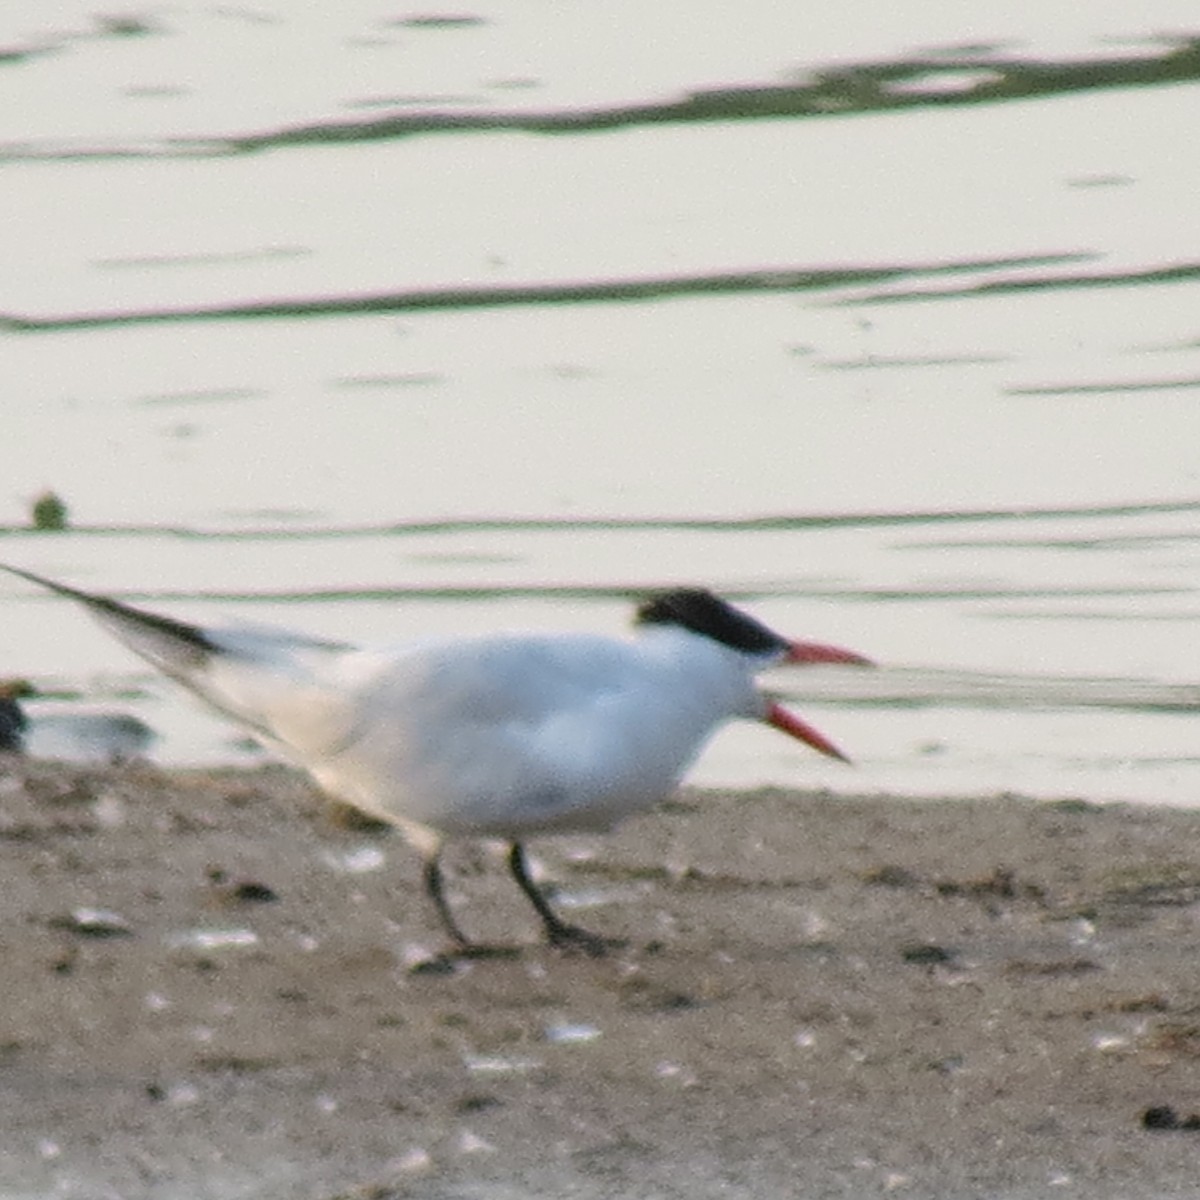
[544,922,624,958]
[408,941,521,974]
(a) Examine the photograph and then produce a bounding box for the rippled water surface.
[4,2,1200,805]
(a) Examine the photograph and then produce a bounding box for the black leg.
[423,852,473,951]
[507,841,610,957]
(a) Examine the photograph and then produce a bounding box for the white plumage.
[3,565,870,954]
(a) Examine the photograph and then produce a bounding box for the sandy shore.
[4,759,1200,1199]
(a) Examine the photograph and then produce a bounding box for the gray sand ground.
[4,758,1200,1199]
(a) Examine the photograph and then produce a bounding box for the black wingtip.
[2,561,128,611]
[1,562,87,601]
[1,562,217,656]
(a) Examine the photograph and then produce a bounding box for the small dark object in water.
[30,490,68,531]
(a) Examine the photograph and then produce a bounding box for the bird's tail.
[1,564,353,753]
[3,564,217,682]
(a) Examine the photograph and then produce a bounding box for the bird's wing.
[316,633,694,833]
[2,565,360,757]
[335,632,640,729]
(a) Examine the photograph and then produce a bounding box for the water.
[4,3,1200,807]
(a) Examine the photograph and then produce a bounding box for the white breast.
[290,627,759,840]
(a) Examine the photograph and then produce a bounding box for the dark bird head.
[635,588,872,665]
[635,588,873,762]
[0,678,33,752]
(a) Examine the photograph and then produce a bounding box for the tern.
[2,565,871,954]
[0,678,31,752]
[0,675,154,763]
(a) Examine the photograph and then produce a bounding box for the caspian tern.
[2,565,871,954]
[0,676,154,763]
[0,678,31,752]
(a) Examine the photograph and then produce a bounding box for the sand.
[4,758,1200,1199]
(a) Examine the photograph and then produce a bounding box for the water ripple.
[1,496,1198,542]
[4,38,1200,161]
[780,667,1200,715]
[0,253,1086,331]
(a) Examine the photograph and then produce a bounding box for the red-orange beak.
[784,640,874,667]
[767,639,872,761]
[766,702,852,763]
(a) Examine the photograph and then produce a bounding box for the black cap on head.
[634,588,787,655]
